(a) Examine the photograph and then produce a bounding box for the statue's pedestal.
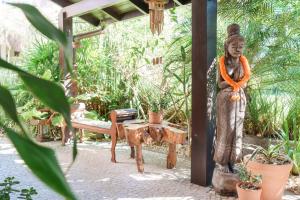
[212,167,240,196]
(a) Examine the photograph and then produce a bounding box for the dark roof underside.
[50,0,191,26]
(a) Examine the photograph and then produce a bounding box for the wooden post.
[191,0,217,186]
[130,146,135,159]
[136,144,144,173]
[59,11,74,144]
[58,11,73,79]
[167,143,177,169]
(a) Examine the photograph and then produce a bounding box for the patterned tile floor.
[0,137,299,200]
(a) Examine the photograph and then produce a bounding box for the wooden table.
[122,121,186,173]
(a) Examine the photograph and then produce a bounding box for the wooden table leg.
[61,126,66,145]
[79,129,84,143]
[36,124,42,142]
[136,144,144,173]
[167,143,177,169]
[130,146,135,159]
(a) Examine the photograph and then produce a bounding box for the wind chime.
[145,0,168,66]
[144,0,168,35]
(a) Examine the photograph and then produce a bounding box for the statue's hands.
[231,94,241,101]
[230,90,241,101]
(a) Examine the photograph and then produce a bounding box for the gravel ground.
[0,136,299,200]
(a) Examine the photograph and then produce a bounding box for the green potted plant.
[236,163,262,200]
[148,94,168,124]
[244,144,293,200]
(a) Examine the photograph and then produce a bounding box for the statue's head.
[224,24,245,59]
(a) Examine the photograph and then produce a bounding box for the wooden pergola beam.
[128,0,149,14]
[74,29,104,41]
[173,0,183,6]
[62,0,121,18]
[103,7,122,21]
[191,0,217,186]
[80,15,101,26]
[120,10,143,21]
[51,0,100,26]
[172,0,191,6]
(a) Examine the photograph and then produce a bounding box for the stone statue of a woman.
[212,23,251,194]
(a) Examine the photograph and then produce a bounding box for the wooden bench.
[61,104,137,163]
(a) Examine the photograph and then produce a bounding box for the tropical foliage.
[218,0,300,137]
[1,0,300,198]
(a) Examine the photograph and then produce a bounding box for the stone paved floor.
[0,136,299,200]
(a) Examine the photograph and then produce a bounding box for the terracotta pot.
[148,111,163,124]
[236,182,262,200]
[245,155,293,200]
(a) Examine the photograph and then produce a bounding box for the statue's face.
[228,40,244,58]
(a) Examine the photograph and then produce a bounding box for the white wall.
[0,0,62,61]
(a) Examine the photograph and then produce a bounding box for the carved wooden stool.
[124,124,150,173]
[149,124,186,169]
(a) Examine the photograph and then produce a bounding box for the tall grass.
[245,89,287,137]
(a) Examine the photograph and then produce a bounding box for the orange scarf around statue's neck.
[219,55,251,92]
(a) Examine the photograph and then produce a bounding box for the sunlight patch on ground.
[0,146,15,154]
[95,178,111,182]
[129,173,163,181]
[13,159,24,164]
[283,194,300,200]
[117,197,194,200]
[129,172,179,181]
[77,148,98,153]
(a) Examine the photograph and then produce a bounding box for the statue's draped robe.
[213,61,246,165]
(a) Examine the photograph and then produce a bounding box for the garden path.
[0,136,299,200]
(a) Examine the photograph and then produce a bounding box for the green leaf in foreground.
[0,85,22,129]
[20,73,71,128]
[3,125,77,200]
[0,58,71,129]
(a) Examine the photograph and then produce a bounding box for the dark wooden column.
[58,12,74,144]
[59,11,73,77]
[58,11,77,97]
[191,0,217,186]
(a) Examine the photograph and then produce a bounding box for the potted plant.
[148,93,169,124]
[148,99,163,124]
[236,163,262,200]
[244,144,293,200]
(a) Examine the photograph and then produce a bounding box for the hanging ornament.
[144,0,168,35]
[152,56,163,65]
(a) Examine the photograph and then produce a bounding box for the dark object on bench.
[114,109,138,139]
[113,109,139,159]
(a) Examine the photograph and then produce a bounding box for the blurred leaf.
[20,74,71,127]
[0,58,71,129]
[0,86,22,129]
[3,125,77,200]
